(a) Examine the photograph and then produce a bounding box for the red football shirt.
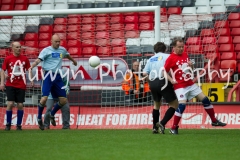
[164,51,194,90]
[2,54,31,89]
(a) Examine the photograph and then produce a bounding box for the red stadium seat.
[124,15,138,23]
[97,47,111,56]
[229,21,240,28]
[139,15,154,23]
[95,24,109,31]
[14,4,27,10]
[233,36,240,44]
[125,23,138,31]
[2,0,14,4]
[53,25,67,33]
[81,24,95,32]
[109,14,124,24]
[187,45,203,54]
[238,62,240,73]
[66,32,80,40]
[202,37,216,44]
[139,23,154,30]
[96,31,109,39]
[25,41,38,48]
[82,47,97,56]
[167,7,182,15]
[81,14,95,18]
[123,12,138,16]
[28,0,42,4]
[214,21,229,28]
[25,50,38,58]
[24,33,38,41]
[237,52,240,60]
[110,24,124,31]
[215,28,230,36]
[231,28,240,35]
[186,37,201,45]
[67,25,80,32]
[110,31,124,39]
[112,46,126,55]
[138,12,154,16]
[81,39,95,47]
[39,25,53,33]
[0,49,9,58]
[96,13,109,17]
[160,15,168,22]
[39,41,51,48]
[15,0,28,4]
[218,36,232,44]
[161,8,167,15]
[1,5,14,11]
[111,39,125,46]
[125,31,140,38]
[60,40,67,49]
[54,33,66,40]
[203,44,218,53]
[67,14,81,18]
[38,33,51,40]
[81,32,95,40]
[219,60,236,82]
[228,13,240,21]
[67,40,81,48]
[96,39,110,46]
[54,18,67,25]
[96,16,109,24]
[67,17,81,24]
[220,52,236,60]
[219,44,234,52]
[68,47,81,57]
[200,29,215,37]
[82,17,95,24]
[234,44,240,51]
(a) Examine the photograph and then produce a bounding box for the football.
[89,56,101,68]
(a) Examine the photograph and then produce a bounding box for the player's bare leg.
[5,101,14,131]
[16,103,24,130]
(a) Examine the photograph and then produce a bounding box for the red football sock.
[171,115,181,129]
[205,108,217,123]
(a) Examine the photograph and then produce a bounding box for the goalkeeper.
[44,77,70,129]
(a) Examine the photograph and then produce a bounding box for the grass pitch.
[0,129,239,160]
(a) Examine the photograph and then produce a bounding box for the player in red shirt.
[0,42,33,131]
[164,37,226,134]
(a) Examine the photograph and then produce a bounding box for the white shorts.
[175,84,202,101]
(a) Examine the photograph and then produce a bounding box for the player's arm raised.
[65,54,77,66]
[29,58,41,70]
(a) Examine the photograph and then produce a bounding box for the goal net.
[0,6,237,129]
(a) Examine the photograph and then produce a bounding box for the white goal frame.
[0,6,161,44]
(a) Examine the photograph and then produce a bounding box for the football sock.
[202,97,217,123]
[51,102,62,116]
[17,110,24,126]
[171,104,186,129]
[152,109,159,128]
[6,110,12,125]
[37,103,44,119]
[161,107,175,126]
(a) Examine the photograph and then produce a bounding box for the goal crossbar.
[0,6,161,44]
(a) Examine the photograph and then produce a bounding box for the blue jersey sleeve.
[143,59,151,74]
[38,48,47,61]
